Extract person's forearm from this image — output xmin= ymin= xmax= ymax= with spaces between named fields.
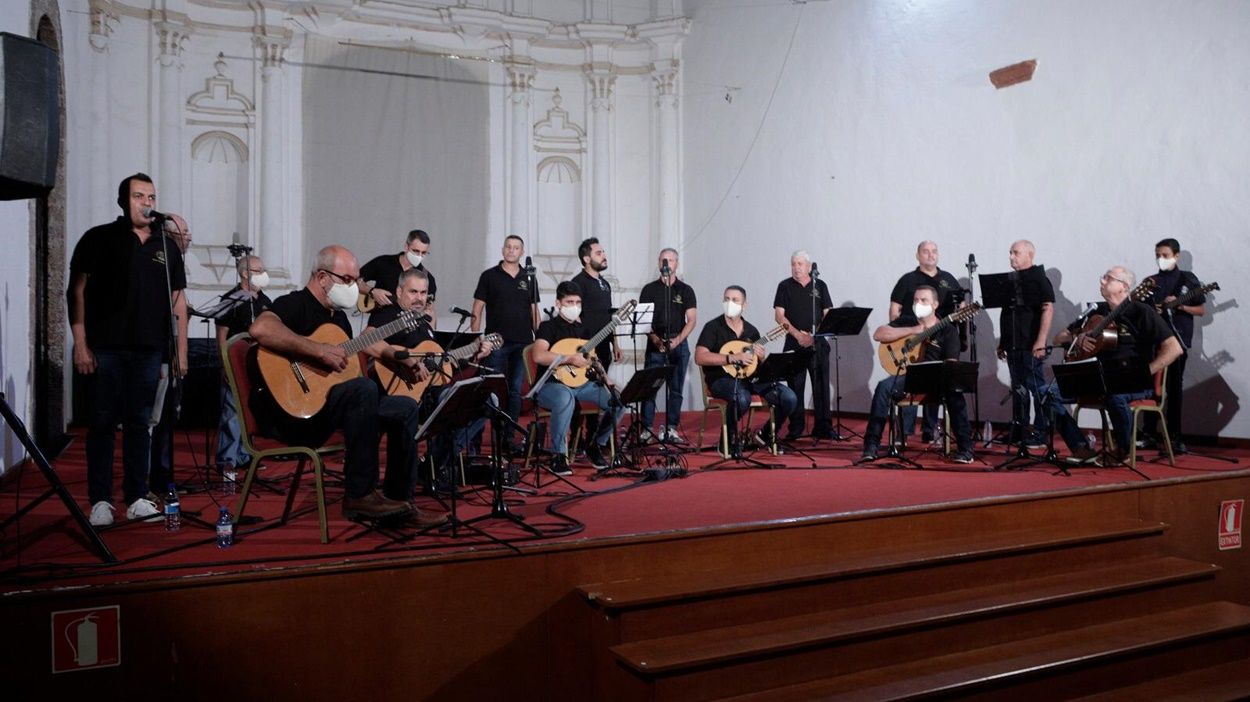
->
xmin=250 ymin=313 xmax=323 ymax=361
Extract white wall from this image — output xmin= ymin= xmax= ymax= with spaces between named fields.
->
xmin=682 ymin=0 xmax=1249 ymax=437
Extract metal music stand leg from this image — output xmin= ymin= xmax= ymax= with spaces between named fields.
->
xmin=702 ymin=382 xmax=784 ymax=471
xmin=827 ymin=335 xmax=861 ymax=442
xmin=855 ymin=396 xmax=924 ymax=470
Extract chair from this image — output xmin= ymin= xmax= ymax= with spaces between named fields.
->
xmin=519 ymin=343 xmax=609 ymax=474
xmin=222 ymin=333 xmax=345 ymax=544
xmin=894 ymin=394 xmax=951 ymax=456
xmin=698 ymin=371 xmax=773 ymax=457
xmin=1072 ymin=368 xmax=1172 ymax=470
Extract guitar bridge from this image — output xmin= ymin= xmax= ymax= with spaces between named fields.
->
xmin=291 ymin=362 xmax=310 ymax=394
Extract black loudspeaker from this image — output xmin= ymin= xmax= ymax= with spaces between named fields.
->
xmin=0 ymin=32 xmax=59 ymax=201
xmin=178 ymin=339 xmax=224 ymax=429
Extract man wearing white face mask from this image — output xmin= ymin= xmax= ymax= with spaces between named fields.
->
xmin=1141 ymin=238 xmax=1207 ymax=454
xmin=860 ymin=286 xmax=975 ymax=464
xmin=531 ymin=281 xmax=625 ymax=475
xmin=359 ymin=229 xmax=438 ymax=327
xmin=248 ymin=245 xmax=434 ymax=522
xmin=214 ymin=255 xmax=272 ymax=476
xmin=695 ymin=286 xmax=798 ymax=452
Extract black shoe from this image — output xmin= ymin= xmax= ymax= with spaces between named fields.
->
xmin=1172 ymin=441 xmax=1189 ymax=455
xmin=548 ymin=453 xmax=573 ymax=476
xmin=859 ymin=445 xmax=878 ymax=462
xmin=951 ymin=450 xmax=974 ymax=464
xmin=921 ymin=431 xmax=935 ymax=443
xmin=585 ymin=443 xmax=609 ymax=470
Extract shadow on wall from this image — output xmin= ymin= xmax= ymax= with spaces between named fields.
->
xmin=1187 ymin=292 xmax=1239 ymax=437
xmin=828 ymin=299 xmax=876 ymax=413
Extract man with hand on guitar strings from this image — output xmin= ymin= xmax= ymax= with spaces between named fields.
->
xmin=1141 ymin=238 xmax=1207 ymax=454
xmin=531 ymin=281 xmax=625 ymax=476
xmin=695 ymin=286 xmax=797 ymax=453
xmin=248 ymin=245 xmax=445 ymax=525
xmin=357 ymin=228 xmax=438 ymax=326
xmin=860 ymin=286 xmax=975 ymax=464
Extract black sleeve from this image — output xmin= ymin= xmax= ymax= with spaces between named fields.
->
xmin=889 ymin=276 xmax=909 ymax=307
xmin=639 ymin=282 xmax=655 ymax=304
xmin=267 ymin=293 xmax=307 ymax=334
xmin=1183 ymin=271 xmax=1206 ymax=305
xmin=683 ymin=284 xmax=698 ymax=310
xmin=938 ymin=324 xmax=961 ymax=360
xmin=427 ymin=271 xmax=438 ymax=300
xmin=472 ymin=270 xmax=490 ymax=303
xmin=359 ymin=256 xmax=384 ymax=285
xmin=535 ymin=320 xmax=557 ymax=346
xmin=696 ymin=321 xmax=718 ymax=351
xmin=1039 ymin=273 xmax=1056 ymax=304
xmin=1133 ymin=303 xmax=1173 ymax=347
xmin=819 ymin=280 xmax=834 ymax=309
xmin=169 ymin=246 xmax=187 ymax=291
xmin=68 ymin=231 xmax=99 ymax=276
xmin=772 ymin=282 xmax=787 ymax=310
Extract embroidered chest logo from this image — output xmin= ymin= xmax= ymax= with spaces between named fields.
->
xmin=938 ymin=279 xmax=951 ymax=289
xmin=673 ymin=294 xmax=683 ymax=305
xmin=153 ymin=251 xmax=167 ymax=266
xmin=517 ymin=278 xmax=529 ymax=292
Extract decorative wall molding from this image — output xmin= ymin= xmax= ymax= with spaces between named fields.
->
xmin=186 ymin=52 xmax=254 ymax=122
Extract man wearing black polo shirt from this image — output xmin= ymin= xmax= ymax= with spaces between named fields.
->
xmin=695 ymin=286 xmax=797 ymax=452
xmin=995 ymin=240 xmax=1056 ymax=449
xmin=472 ymin=235 xmax=539 ymax=449
xmin=249 ymin=245 xmax=436 ymax=523
xmin=70 ymin=173 xmax=189 ymax=527
xmin=860 ymin=286 xmax=975 ymax=464
xmin=638 ymin=248 xmax=698 ymax=443
xmin=215 ymin=255 xmax=272 ymax=474
xmin=532 ymin=281 xmax=625 ymax=475
xmin=1142 ymin=238 xmax=1207 ymax=453
xmin=570 ymin=237 xmax=621 ymax=369
xmin=773 ymin=250 xmax=833 ymax=440
xmin=359 ymin=229 xmax=438 ymax=327
xmin=1053 ymin=266 xmax=1182 ymax=462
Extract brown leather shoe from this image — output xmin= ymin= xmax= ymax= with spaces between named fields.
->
xmin=343 ymin=490 xmax=412 ymax=521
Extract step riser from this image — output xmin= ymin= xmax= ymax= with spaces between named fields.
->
xmin=615 ymin=537 xmax=1166 ymax=643
xmin=641 ymin=582 xmax=1220 ymax=702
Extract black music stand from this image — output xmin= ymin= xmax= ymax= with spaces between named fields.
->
xmin=978 ymin=271 xmax=1022 ymax=449
xmin=701 ymin=361 xmax=787 ymax=472
xmin=816 ymin=306 xmax=872 ymax=442
xmin=908 ymin=360 xmax=979 ymax=466
xmin=598 ymin=365 xmax=673 ymax=480
xmin=1053 ymin=358 xmax=1152 ymax=479
xmin=753 ymin=352 xmax=817 ymax=467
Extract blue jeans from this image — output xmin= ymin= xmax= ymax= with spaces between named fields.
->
xmin=486 ymin=342 xmax=528 ymax=444
xmin=1107 ymin=389 xmax=1153 ymax=452
xmin=641 ymin=340 xmax=690 ymax=431
xmin=536 ymin=381 xmax=624 ymax=454
xmin=216 ymin=382 xmax=251 ymax=468
xmin=863 ymin=375 xmax=973 ymax=453
xmin=1006 ymin=349 xmax=1050 ymax=436
xmin=86 ymin=349 xmax=163 ymax=506
xmin=708 ymin=376 xmax=798 ymax=444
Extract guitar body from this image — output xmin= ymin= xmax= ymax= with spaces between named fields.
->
xmin=256 ymin=323 xmax=363 ymax=419
xmin=1064 ymin=315 xmax=1120 ymax=362
xmin=877 ymin=337 xmax=926 ymax=375
xmin=374 ymin=340 xmax=450 ymax=401
xmin=357 ymin=292 xmax=376 ymax=314
xmin=550 ymin=337 xmax=593 ymax=388
xmin=720 ymin=339 xmax=762 ymax=377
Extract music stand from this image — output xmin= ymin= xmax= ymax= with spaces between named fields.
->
xmin=909 ymin=360 xmax=979 ymax=466
xmin=1053 ymin=358 xmax=1152 ymax=479
xmin=599 ymin=365 xmax=673 ymax=480
xmin=815 ymin=306 xmax=872 ymax=442
xmin=753 ymin=352 xmax=817 ymax=467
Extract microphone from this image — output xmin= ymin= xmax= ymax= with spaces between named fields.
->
xmin=524 ymin=256 xmax=536 ymax=276
xmin=966 ymin=253 xmax=978 ymax=273
xmin=811 ymin=262 xmax=820 ymax=278
xmin=660 ymin=261 xmax=672 ymax=280
xmin=141 ymin=207 xmax=171 ymax=220
xmin=449 ymin=306 xmax=473 ymax=318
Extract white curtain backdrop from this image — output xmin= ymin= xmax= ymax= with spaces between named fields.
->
xmin=302 ymin=37 xmax=491 ymax=321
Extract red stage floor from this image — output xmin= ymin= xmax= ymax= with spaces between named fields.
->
xmin=2 ymin=415 xmax=1245 ymax=592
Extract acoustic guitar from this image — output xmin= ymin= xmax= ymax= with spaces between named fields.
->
xmin=375 ymin=333 xmax=502 ymax=402
xmin=550 ymin=300 xmax=638 ymax=388
xmin=877 ymin=303 xmax=982 ymax=374
xmin=1156 ymin=281 xmax=1219 ymax=314
xmin=719 ymin=324 xmax=789 ymax=378
xmin=1063 ymin=280 xmax=1156 ymax=362
xmin=256 ymin=309 xmax=425 ymax=419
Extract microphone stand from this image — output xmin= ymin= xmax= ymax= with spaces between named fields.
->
xmin=964 ymin=255 xmax=981 ymax=432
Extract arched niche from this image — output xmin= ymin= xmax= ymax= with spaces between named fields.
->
xmin=536 ymin=155 xmax=582 ymax=257
xmin=189 ymin=130 xmax=249 ymax=249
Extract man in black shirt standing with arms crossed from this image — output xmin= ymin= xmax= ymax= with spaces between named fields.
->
xmin=639 ymin=248 xmax=698 ymax=444
xmin=1141 ymin=238 xmax=1206 ymax=454
xmin=70 ymin=173 xmax=189 ymax=527
xmin=358 ymin=229 xmax=438 ymax=327
xmin=773 ymin=250 xmax=834 ymax=440
xmin=472 ymin=235 xmax=539 ymax=450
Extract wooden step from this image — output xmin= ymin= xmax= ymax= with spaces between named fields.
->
xmin=611 ymin=556 xmax=1217 ymax=675
xmin=582 ymin=518 xmax=1167 ymax=612
xmin=1067 ymin=656 xmax=1250 ymax=701
xmin=713 ymin=601 xmax=1250 ymax=702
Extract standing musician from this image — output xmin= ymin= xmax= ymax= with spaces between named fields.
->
xmin=695 ymin=286 xmax=797 ymax=450
xmin=248 ymin=245 xmax=443 ymax=524
xmin=773 ymin=250 xmax=834 ymax=440
xmin=889 ymin=241 xmax=963 ymax=443
xmin=1052 ymin=266 xmax=1182 ymax=462
xmin=638 ymin=248 xmax=698 ymax=443
xmin=531 ymin=281 xmax=625 ymax=475
xmin=860 ymin=286 xmax=975 ymax=464
xmin=358 ymin=229 xmax=438 ymax=325
xmin=995 ymin=240 xmax=1056 ymax=449
xmin=472 ymin=235 xmax=539 ymax=450
xmin=1141 ymin=238 xmax=1207 ymax=454
xmin=570 ymin=237 xmax=622 ymax=369
xmin=215 ymin=255 xmax=272 ymax=475
xmin=70 ymin=173 xmax=189 ymax=527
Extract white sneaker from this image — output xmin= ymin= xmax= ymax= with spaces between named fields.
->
xmin=638 ymin=427 xmax=658 ymax=443
xmin=664 ymin=427 xmax=688 ymax=444
xmin=89 ymin=501 xmax=115 ymax=527
xmin=125 ymin=497 xmax=162 ymax=522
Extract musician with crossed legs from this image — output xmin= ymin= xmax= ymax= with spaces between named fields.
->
xmin=531 ymin=281 xmax=625 ymax=475
xmin=1141 ymin=238 xmax=1207 ymax=454
xmin=695 ymin=286 xmax=797 ymax=451
xmin=860 ymin=286 xmax=975 ymax=464
xmin=249 ymin=245 xmax=443 ymax=523
xmin=1051 ymin=266 xmax=1182 ymax=463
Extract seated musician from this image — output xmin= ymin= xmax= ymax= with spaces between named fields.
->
xmin=363 ymin=267 xmax=495 ymax=486
xmin=531 ymin=281 xmax=625 ymax=475
xmin=1050 ymin=266 xmax=1182 ymax=463
xmin=248 ymin=245 xmax=444 ymax=524
xmin=860 ymin=286 xmax=974 ymax=464
xmin=694 ymin=285 xmax=797 ymax=451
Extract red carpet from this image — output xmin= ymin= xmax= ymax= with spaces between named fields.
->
xmin=2 ymin=414 xmax=1245 ymax=591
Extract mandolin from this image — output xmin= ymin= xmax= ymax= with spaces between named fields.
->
xmin=1063 ymin=280 xmax=1156 ymax=362
xmin=375 ymin=333 xmax=501 ymax=402
xmin=719 ymin=324 xmax=789 ymax=378
xmin=877 ymin=303 xmax=982 ymax=374
xmin=550 ymin=300 xmax=638 ymax=388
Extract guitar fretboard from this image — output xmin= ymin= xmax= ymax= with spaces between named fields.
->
xmin=336 ymin=311 xmax=421 ymax=358
xmin=580 ymin=301 xmax=637 ymax=353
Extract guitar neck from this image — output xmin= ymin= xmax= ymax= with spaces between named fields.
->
xmin=447 ymin=338 xmax=481 ymax=361
xmin=1164 ymin=283 xmax=1215 ymax=311
xmin=343 ymin=313 xmax=416 ymax=356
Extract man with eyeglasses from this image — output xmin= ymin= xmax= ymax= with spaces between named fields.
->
xmin=248 ymin=245 xmax=444 ymax=523
xmin=214 ymin=255 xmax=272 ymax=479
xmin=359 ymin=229 xmax=438 ymax=327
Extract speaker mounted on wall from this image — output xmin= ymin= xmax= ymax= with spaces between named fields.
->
xmin=0 ymin=31 xmax=60 ymax=201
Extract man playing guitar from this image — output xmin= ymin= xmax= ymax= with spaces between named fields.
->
xmin=694 ymin=285 xmax=797 ymax=452
xmin=248 ymin=245 xmax=444 ymax=524
xmin=531 ymin=281 xmax=626 ymax=475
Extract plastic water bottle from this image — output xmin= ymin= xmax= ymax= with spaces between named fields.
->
xmin=222 ymin=465 xmax=238 ymax=496
xmin=215 ymin=506 xmax=234 ymax=549
xmin=164 ymin=483 xmax=181 ymax=532
xmin=1086 ymin=432 xmax=1098 ymax=450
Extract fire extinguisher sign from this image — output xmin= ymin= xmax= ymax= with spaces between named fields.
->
xmin=50 ymin=605 xmax=120 ymax=673
xmin=1219 ymin=499 xmax=1244 ymax=551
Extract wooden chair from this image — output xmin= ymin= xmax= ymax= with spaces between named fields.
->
xmin=698 ymin=371 xmax=772 ymax=457
xmin=1072 ymin=368 xmax=1172 ymax=470
xmin=222 ymin=334 xmax=345 ymax=544
xmin=519 ymin=343 xmax=608 ymax=473
xmin=894 ymin=395 xmax=951 ymax=456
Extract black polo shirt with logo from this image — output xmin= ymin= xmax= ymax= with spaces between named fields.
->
xmin=535 ymin=316 xmax=586 ymax=379
xmin=1067 ymin=299 xmax=1171 ymax=366
xmin=640 ymin=278 xmax=697 ymax=353
xmin=360 ymin=253 xmax=437 ymax=302
xmin=890 ymin=267 xmax=962 ymax=322
xmin=697 ymin=316 xmax=761 ymax=385
xmin=473 ymin=263 xmax=536 ymax=344
xmin=997 ymin=265 xmax=1056 ymax=352
xmin=773 ymin=276 xmax=832 ymax=351
xmin=216 ymin=286 xmax=273 ymax=339
xmin=571 ymin=270 xmax=614 ymax=360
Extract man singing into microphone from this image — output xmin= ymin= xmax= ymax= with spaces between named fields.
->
xmin=69 ymin=173 xmax=189 ymax=526
xmin=638 ymin=248 xmax=698 ymax=443
xmin=773 ymin=251 xmax=834 ymax=440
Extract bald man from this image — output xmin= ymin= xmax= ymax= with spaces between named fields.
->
xmin=996 ymin=240 xmax=1056 ymax=449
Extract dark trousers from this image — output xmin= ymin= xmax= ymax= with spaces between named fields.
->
xmin=862 ymin=375 xmax=974 ymax=454
xmin=641 ymin=340 xmax=690 ymax=430
xmin=1005 ymin=348 xmax=1051 ymax=437
xmin=486 ymin=342 xmax=528 ymax=444
xmin=785 ymin=338 xmax=831 ymax=437
xmin=86 ymin=349 xmax=163 ymax=506
xmin=708 ymin=375 xmax=798 ymax=445
xmin=1144 ymin=353 xmax=1187 ymax=441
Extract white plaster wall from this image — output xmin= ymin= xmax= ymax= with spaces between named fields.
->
xmin=682 ymin=0 xmax=1249 ymax=438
